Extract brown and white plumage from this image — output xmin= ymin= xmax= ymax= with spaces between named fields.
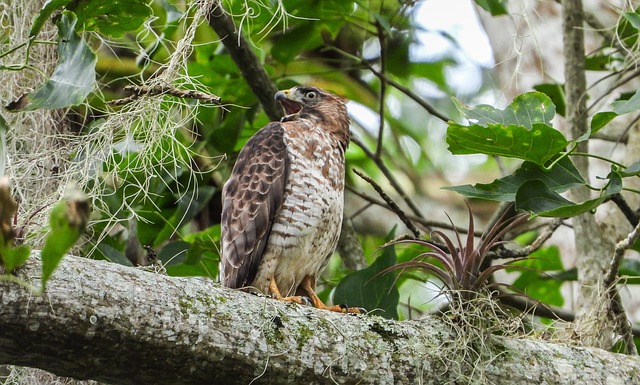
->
xmin=220 ymin=86 xmax=357 ymax=312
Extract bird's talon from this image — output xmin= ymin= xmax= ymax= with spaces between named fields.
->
xmin=300 ymin=296 xmax=312 ymax=306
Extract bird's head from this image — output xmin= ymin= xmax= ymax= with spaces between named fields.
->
xmin=274 ymin=85 xmax=350 ymax=145
xmin=274 ymin=86 xmax=346 ymax=119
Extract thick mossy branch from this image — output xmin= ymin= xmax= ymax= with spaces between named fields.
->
xmin=0 ymin=254 xmax=639 ymax=385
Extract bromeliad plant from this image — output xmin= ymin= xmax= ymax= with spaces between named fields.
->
xmin=387 ymin=206 xmax=529 ymax=306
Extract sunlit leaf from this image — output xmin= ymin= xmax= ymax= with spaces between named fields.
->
xmin=11 ymin=12 xmax=96 ymax=111
xmin=446 ymin=156 xmax=585 ymax=201
xmin=447 ymin=122 xmax=568 ymax=166
xmin=333 ymin=229 xmax=400 ymax=319
xmin=453 ymin=92 xmax=556 ymax=128
xmin=533 ymin=83 xmax=565 ymax=117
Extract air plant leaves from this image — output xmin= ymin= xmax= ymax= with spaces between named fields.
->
xmin=445 ymin=156 xmax=585 ymax=202
xmin=515 ymin=170 xmax=622 ymax=217
xmin=333 ymin=229 xmax=400 ymax=319
xmin=11 ymin=12 xmax=97 ymax=111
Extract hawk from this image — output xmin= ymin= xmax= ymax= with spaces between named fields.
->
xmin=220 ymin=86 xmax=360 ymax=313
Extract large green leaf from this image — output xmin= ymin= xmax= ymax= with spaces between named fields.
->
xmin=446 ymin=122 xmax=568 ymax=166
xmin=453 ymin=92 xmax=556 ymax=129
xmin=333 ymin=230 xmax=400 ymax=319
xmin=72 ymin=0 xmax=152 ymax=37
xmin=516 ymin=170 xmax=622 ymax=217
xmin=12 ymin=12 xmax=96 ymax=111
xmin=445 ymin=156 xmax=585 ymax=201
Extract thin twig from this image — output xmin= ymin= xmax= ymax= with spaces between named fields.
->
xmin=489 ymin=218 xmax=564 ymax=260
xmin=603 ymin=220 xmax=640 ymax=355
xmin=347 ymin=186 xmax=483 ymax=236
xmin=375 ymin=20 xmax=387 ymax=159
xmin=606 ymin=193 xmax=639 ymax=228
xmin=109 ymin=84 xmax=221 ymax=106
xmin=353 ymin=169 xmax=421 ymax=238
xmin=351 ymin=136 xmax=425 ymax=220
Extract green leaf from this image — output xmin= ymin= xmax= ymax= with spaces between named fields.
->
xmin=585 ymin=54 xmax=615 ymax=71
xmin=445 ymin=156 xmax=585 ymax=201
xmin=509 ymin=246 xmax=564 ymax=306
xmin=30 ymin=0 xmax=72 ymax=37
xmin=0 ymin=232 xmax=31 ymax=273
xmin=623 ymin=12 xmax=640 ymax=30
xmin=158 ymin=240 xmax=218 ymax=279
xmin=96 ymin=243 xmax=133 ymax=266
xmin=151 ymin=186 xmax=216 ymax=246
xmin=333 ymin=229 xmax=400 ymax=319
xmin=41 ymin=200 xmax=86 ymax=290
xmin=474 ymin=0 xmax=508 ymax=16
xmin=72 ymin=0 xmax=152 ymax=37
xmin=516 ymin=171 xmax=622 ymax=217
xmin=446 ymin=122 xmax=569 ymax=166
xmin=612 ymin=89 xmax=640 ymax=115
xmin=157 ymin=241 xmax=190 ymax=266
xmin=590 ymin=111 xmax=617 ymax=135
xmin=621 ymin=161 xmax=640 ymax=177
xmin=533 ymin=83 xmax=565 ymax=117
xmin=453 ymin=92 xmax=556 ymax=129
xmin=271 ymin=22 xmax=320 ymax=64
xmin=12 ymin=12 xmax=97 ymax=111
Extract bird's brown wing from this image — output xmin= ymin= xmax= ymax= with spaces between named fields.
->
xmin=220 ymin=122 xmax=289 ymax=289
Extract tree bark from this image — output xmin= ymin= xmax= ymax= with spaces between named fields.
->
xmin=1 ymin=254 xmax=639 ymax=385
xmin=562 ymin=0 xmax=618 ymax=348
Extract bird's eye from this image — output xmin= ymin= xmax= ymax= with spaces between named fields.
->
xmin=305 ymin=91 xmax=317 ymax=99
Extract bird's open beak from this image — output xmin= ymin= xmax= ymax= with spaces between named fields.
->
xmin=275 ymin=89 xmax=302 ymax=115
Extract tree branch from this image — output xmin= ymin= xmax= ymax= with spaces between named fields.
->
xmin=206 ymin=2 xmax=283 ymax=121
xmin=2 ymin=254 xmax=640 ymax=385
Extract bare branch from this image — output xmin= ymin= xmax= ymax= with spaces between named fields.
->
xmin=109 ymin=84 xmax=222 ymax=106
xmin=205 ymin=2 xmax=283 ymax=121
xmin=353 ymin=168 xmax=421 ymax=238
xmin=351 ymin=136 xmax=425 ymax=220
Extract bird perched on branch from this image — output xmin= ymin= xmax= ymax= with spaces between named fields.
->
xmin=220 ymin=86 xmax=360 ymax=313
